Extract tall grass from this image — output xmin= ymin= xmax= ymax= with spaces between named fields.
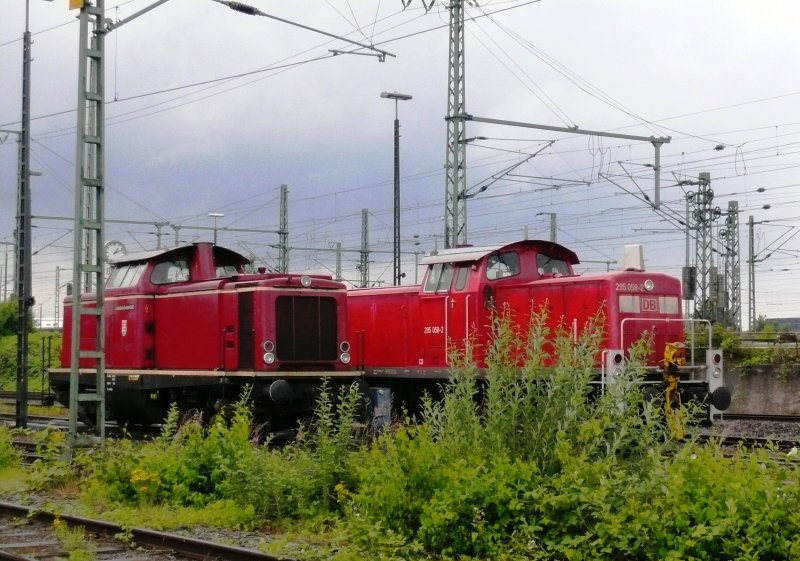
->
xmin=35 ymin=302 xmax=800 ymax=560
xmin=346 ymin=304 xmax=686 ymax=558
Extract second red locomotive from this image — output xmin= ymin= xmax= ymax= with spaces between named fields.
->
xmin=347 ymin=239 xmax=730 ymax=420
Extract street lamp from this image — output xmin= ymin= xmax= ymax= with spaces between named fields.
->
xmin=380 ymin=91 xmax=412 ymax=286
xmin=208 ymin=213 xmax=224 ymax=245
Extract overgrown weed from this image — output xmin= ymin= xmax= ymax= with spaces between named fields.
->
xmin=12 ymin=304 xmax=800 ymax=560
xmin=0 ymin=425 xmax=19 ymax=469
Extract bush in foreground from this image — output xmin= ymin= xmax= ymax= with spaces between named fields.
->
xmin=37 ymin=304 xmax=800 ymax=559
xmin=344 ymin=306 xmax=800 ymax=559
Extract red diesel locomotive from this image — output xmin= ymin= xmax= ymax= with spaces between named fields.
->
xmin=50 ymin=242 xmax=355 ymax=427
xmin=50 ymin=238 xmax=730 ymax=428
xmin=347 ymin=239 xmax=730 ymax=420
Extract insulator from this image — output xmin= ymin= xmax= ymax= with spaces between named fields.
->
xmin=228 ymin=1 xmax=259 ymax=15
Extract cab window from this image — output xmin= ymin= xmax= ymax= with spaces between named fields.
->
xmin=215 ymin=264 xmax=239 ymax=278
xmin=151 ymin=259 xmax=190 ymax=284
xmin=424 ymin=263 xmax=454 ymax=292
xmin=536 ymin=254 xmax=570 ymax=277
xmin=486 ymin=252 xmax=520 ymax=280
xmin=107 ymin=263 xmax=144 ymax=288
xmin=454 ymin=265 xmax=469 ymax=291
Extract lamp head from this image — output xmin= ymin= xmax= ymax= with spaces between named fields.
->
xmin=380 ymin=91 xmax=412 ymax=101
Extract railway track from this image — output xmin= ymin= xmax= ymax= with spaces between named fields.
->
xmin=700 ymin=434 xmax=800 ymax=452
xmin=0 ymin=500 xmax=286 ymax=561
xmin=720 ymin=413 xmax=800 ymax=423
xmin=2 ymin=413 xmax=159 ymax=452
xmin=9 ymin=439 xmax=47 ymax=465
xmin=0 ymin=412 xmax=67 ymax=427
xmin=0 ymin=390 xmax=56 ymax=407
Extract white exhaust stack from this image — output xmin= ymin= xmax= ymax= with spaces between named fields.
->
xmin=623 ymin=244 xmax=645 ymax=271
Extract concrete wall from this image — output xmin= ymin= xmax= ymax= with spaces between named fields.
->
xmin=725 ymin=363 xmax=800 ymax=415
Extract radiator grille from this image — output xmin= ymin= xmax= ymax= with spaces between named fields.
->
xmin=238 ymin=291 xmax=254 ymax=369
xmin=275 ymin=296 xmax=338 ymax=362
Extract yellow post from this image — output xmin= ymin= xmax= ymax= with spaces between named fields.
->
xmin=662 ymin=342 xmax=686 ymax=439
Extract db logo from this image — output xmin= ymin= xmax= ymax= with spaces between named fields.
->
xmin=641 ymin=297 xmax=658 ymax=312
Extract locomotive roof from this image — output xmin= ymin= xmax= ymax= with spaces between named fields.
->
xmin=420 ymin=239 xmax=579 ymax=265
xmin=110 ymin=243 xmax=251 ymax=265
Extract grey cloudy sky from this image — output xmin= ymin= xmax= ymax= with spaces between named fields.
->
xmin=1 ymin=0 xmax=799 ymax=327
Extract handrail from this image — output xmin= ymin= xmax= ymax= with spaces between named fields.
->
xmin=620 ymin=317 xmax=712 ymax=368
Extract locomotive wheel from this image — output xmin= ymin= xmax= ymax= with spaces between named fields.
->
xmin=77 ymin=403 xmax=98 ymax=429
xmin=110 ymin=390 xmax=166 ymax=428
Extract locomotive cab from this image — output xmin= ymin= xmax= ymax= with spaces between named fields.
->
xmin=348 ymin=239 xmax=580 ymax=375
xmin=51 ymin=243 xmax=356 ymax=429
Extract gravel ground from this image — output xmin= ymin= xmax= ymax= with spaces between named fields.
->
xmin=700 ymin=418 xmax=800 ymax=441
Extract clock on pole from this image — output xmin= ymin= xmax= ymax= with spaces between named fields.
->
xmin=104 ymin=240 xmax=127 ymax=262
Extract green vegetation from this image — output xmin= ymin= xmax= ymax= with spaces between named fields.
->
xmin=2 ymin=304 xmax=800 ymax=560
xmin=52 ymin=517 xmax=97 ymax=561
xmin=0 ymin=299 xmax=22 ymax=336
xmin=0 ymin=425 xmax=19 ymax=470
xmin=0 ymin=330 xmax=61 ymax=390
xmin=684 ymin=321 xmax=800 ymax=373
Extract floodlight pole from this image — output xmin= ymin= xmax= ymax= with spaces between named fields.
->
xmin=381 ymin=92 xmax=412 ymax=285
xmin=16 ymin=3 xmax=33 ymax=430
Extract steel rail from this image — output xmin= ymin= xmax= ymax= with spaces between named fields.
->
xmin=0 ymin=501 xmax=289 ymax=561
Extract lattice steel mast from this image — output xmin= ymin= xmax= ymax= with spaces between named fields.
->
xmin=687 ymin=172 xmax=723 ymax=320
xmin=723 ymin=201 xmax=741 ymax=330
xmin=69 ymin=0 xmax=107 ymax=449
xmin=443 ymin=0 xmax=466 ymax=249
xmin=69 ymin=0 xmax=173 ymax=454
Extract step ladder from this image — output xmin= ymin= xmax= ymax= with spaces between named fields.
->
xmin=69 ymin=0 xmax=107 ymax=453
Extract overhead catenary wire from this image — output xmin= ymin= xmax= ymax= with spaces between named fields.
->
xmin=3 ymin=2 xmax=798 ymax=316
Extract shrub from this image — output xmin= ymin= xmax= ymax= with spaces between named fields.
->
xmin=0 ymin=331 xmax=62 ymax=390
xmin=61 ymin=301 xmax=800 ymax=560
xmin=0 ymin=426 xmax=19 ymax=470
xmin=346 ymin=304 xmax=680 ymax=558
xmin=347 ymin=424 xmax=447 ymax=544
xmin=88 ymin=391 xmax=256 ymax=507
xmin=229 ymin=379 xmax=366 ymax=524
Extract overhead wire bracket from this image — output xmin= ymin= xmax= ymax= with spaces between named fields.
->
xmin=211 ymin=0 xmax=395 ymax=62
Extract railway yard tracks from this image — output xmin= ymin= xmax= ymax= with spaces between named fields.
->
xmin=0 ymin=501 xmax=286 ymax=561
xmin=2 ymin=401 xmax=798 ymax=453
xmin=695 ymin=413 xmax=800 ymax=453
xmin=0 ymin=391 xmax=54 ymax=407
